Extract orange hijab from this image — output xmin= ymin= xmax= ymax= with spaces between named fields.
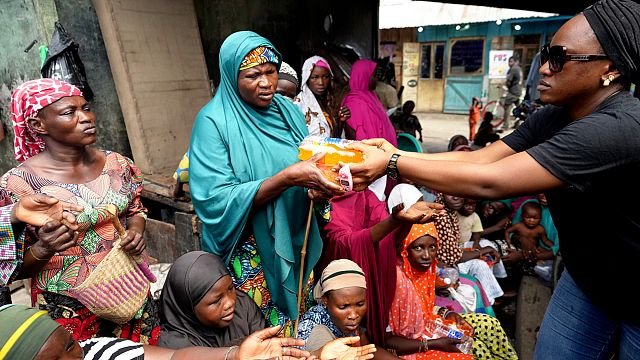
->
xmin=400 ymin=223 xmax=439 ymax=321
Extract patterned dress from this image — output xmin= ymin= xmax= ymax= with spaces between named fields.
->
xmin=229 ymin=234 xmax=314 ymax=337
xmin=0 ymin=151 xmax=159 ymax=344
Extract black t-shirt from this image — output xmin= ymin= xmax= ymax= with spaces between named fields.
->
xmin=503 ymin=91 xmax=640 ymax=324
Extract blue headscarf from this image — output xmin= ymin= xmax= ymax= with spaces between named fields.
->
xmin=188 ymin=31 xmax=320 ymax=319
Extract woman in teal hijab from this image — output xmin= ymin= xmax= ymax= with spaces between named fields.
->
xmin=189 ymin=31 xmax=341 ymax=336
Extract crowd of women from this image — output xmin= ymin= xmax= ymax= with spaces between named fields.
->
xmin=0 ymin=1 xmax=639 ymax=359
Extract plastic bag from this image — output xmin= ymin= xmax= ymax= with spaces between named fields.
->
xmin=41 ymin=22 xmax=93 ymax=100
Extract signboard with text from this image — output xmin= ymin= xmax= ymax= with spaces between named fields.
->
xmin=488 ymin=50 xmax=513 ymax=78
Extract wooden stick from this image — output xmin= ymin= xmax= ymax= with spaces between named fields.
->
xmin=294 ymin=200 xmax=314 ymax=336
xmin=105 ymin=204 xmax=126 ymax=237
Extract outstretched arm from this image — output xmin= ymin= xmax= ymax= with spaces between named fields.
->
xmin=349 ymin=144 xmax=564 ymax=199
xmin=363 ymin=138 xmax=515 ymax=164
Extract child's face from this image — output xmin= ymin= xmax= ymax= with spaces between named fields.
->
xmin=522 ymin=206 xmax=542 ymax=228
xmin=194 ymin=275 xmax=237 ymax=328
xmin=407 ymin=235 xmax=437 ymax=272
xmin=481 ymin=201 xmax=505 ymax=218
xmin=459 ymin=199 xmax=477 ymax=216
xmin=443 ymin=194 xmax=464 ymax=211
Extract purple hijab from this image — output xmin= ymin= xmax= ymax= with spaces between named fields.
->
xmin=343 ymin=60 xmax=397 ymax=146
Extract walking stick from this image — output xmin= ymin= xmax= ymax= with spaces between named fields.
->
xmin=294 ymin=200 xmax=314 ymax=335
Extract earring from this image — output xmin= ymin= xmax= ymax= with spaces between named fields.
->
xmin=603 ymin=74 xmax=614 ymax=87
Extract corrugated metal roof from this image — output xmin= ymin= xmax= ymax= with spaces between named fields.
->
xmin=380 ymin=0 xmax=558 ymax=29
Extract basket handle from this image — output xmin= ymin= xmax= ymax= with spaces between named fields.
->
xmin=105 ymin=205 xmax=156 ymax=283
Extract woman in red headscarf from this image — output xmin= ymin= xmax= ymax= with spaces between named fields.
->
xmin=386 ymin=223 xmax=517 ymax=359
xmin=0 ymin=78 xmax=159 ymax=343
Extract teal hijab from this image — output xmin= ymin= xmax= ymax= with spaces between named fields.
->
xmin=189 ymin=31 xmax=320 ymax=320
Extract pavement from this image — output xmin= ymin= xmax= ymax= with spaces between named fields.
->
xmin=417 ymin=111 xmax=513 ymax=153
xmin=417 ymin=112 xmax=469 ymax=153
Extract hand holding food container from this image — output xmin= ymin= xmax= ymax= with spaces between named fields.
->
xmin=298 ymin=136 xmax=364 ymax=191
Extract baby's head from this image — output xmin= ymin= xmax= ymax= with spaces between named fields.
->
xmin=521 ymin=201 xmax=542 ymax=229
xmin=459 ymin=198 xmax=477 ymax=216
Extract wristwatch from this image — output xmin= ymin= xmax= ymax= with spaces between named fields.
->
xmin=386 ymin=153 xmax=401 ymax=180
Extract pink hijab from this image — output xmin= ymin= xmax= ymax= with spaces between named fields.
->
xmin=343 ymin=60 xmax=397 ymax=146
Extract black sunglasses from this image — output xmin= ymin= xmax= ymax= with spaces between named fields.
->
xmin=540 ymin=44 xmax=608 ymax=73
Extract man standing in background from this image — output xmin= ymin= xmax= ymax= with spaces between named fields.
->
xmin=503 ymin=56 xmax=522 ymax=129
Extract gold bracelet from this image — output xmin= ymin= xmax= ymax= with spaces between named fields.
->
xmin=28 ymin=247 xmax=49 ymax=261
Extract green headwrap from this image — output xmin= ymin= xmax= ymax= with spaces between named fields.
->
xmin=0 ymin=304 xmax=59 ymax=360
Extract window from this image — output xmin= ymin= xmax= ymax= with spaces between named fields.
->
xmin=420 ymin=43 xmax=445 ymax=79
xmin=434 ymin=44 xmax=444 ymax=79
xmin=449 ymin=38 xmax=484 ymax=75
xmin=420 ymin=45 xmax=432 ymax=79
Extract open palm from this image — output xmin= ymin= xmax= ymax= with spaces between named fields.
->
xmin=393 ymin=201 xmax=444 ymax=224
xmin=13 ymin=194 xmax=83 ymax=229
xmin=237 ymin=326 xmax=310 ymax=360
xmin=319 ymin=337 xmax=376 ymax=360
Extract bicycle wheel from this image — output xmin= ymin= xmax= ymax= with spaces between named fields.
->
xmin=482 ymin=101 xmax=505 ymax=128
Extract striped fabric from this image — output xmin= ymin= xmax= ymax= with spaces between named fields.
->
xmin=80 ymin=338 xmax=144 ymax=360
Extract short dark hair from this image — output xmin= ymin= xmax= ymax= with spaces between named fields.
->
xmin=522 ymin=201 xmax=542 ymax=214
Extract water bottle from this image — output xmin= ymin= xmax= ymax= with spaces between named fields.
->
xmin=436 ymin=267 xmax=460 ymax=286
xmin=425 ymin=318 xmax=474 ymax=354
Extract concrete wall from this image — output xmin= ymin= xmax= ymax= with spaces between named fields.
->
xmin=0 ymin=0 xmax=55 ymax=173
xmin=54 ymin=0 xmax=132 ymax=160
xmin=194 ymin=0 xmax=301 ymax=85
xmin=0 ymin=0 xmax=130 ymax=175
xmin=195 ymin=0 xmax=378 ymax=87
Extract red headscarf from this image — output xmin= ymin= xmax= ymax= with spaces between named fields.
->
xmin=10 ymin=79 xmax=83 ymax=162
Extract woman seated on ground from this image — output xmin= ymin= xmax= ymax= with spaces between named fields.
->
xmin=297 ymin=259 xmax=385 ymax=359
xmin=159 ymin=251 xmax=265 ymax=349
xmin=322 ymin=178 xmax=441 ymax=346
xmin=1 ymin=79 xmax=157 ymax=343
xmin=0 ymin=304 xmax=315 ymax=360
xmin=387 ymin=223 xmax=518 ymax=360
xmin=472 ymin=113 xmax=500 ymax=148
xmin=386 ymin=184 xmax=495 ymax=316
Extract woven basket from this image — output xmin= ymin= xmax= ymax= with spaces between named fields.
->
xmin=70 ymin=205 xmax=155 ymax=324
xmin=69 ymin=238 xmax=151 ymax=324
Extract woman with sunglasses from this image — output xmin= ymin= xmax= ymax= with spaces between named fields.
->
xmin=345 ymin=1 xmax=640 ymax=359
